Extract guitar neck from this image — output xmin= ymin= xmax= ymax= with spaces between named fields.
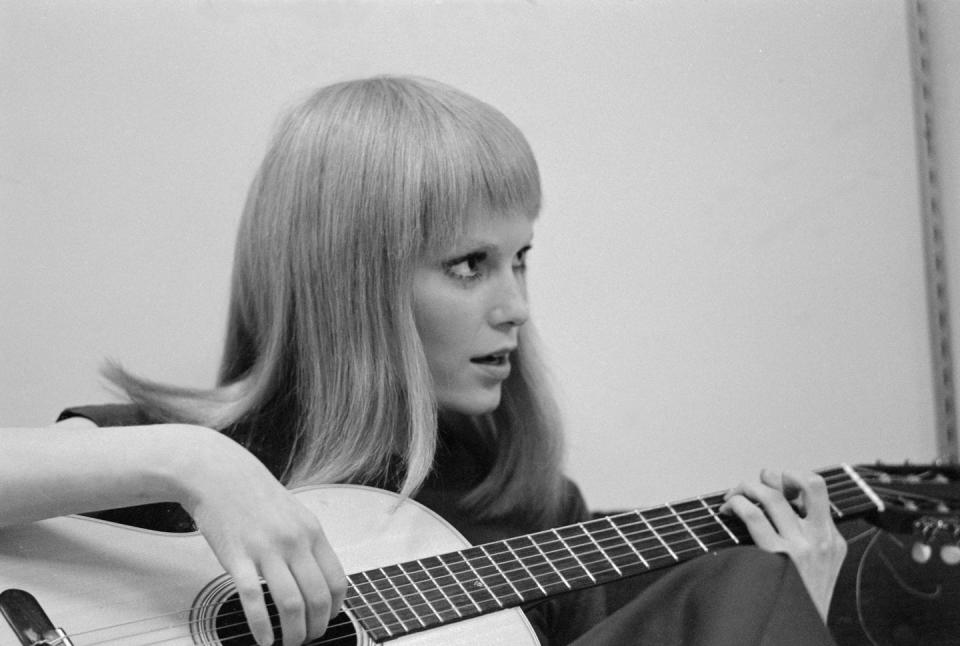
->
xmin=344 ymin=464 xmax=883 ymax=642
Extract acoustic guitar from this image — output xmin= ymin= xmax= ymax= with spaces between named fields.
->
xmin=1 ymin=464 xmax=957 ymax=646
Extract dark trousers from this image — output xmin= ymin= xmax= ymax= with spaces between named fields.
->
xmin=571 ymin=547 xmax=836 ymax=646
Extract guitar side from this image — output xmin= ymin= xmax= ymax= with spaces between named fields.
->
xmin=0 ymin=485 xmax=538 ymax=646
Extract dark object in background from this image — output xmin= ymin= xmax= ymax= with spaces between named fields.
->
xmin=600 ymin=518 xmax=960 ymax=646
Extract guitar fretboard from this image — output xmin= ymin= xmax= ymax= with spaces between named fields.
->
xmin=343 ymin=464 xmax=880 ymax=642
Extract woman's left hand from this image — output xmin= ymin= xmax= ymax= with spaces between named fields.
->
xmin=720 ymin=469 xmax=847 ymax=622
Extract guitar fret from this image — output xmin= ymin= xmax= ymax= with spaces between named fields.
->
xmin=381 ymin=565 xmax=428 ymax=627
xmin=607 ymin=512 xmax=670 ymax=565
xmin=522 ymin=534 xmax=572 ymax=591
xmin=464 ymin=545 xmax=525 ymax=605
xmin=477 ymin=544 xmax=526 ymax=601
xmin=681 ymin=498 xmax=741 ymax=548
xmin=605 ymin=516 xmax=649 ymax=568
xmin=345 ymin=573 xmax=394 ymax=639
xmin=419 ymin=555 xmax=480 ymax=616
xmin=357 ymin=571 xmax=402 ymax=637
xmin=698 ymin=496 xmax=740 ymax=544
xmin=368 ymin=568 xmax=420 ymax=631
xmin=439 ymin=551 xmax=501 ymax=612
xmin=413 ymin=559 xmax=463 ymax=621
xmin=584 ymin=518 xmax=645 ymax=576
xmin=555 ymin=524 xmax=615 ymax=582
xmin=389 ymin=563 xmax=439 ymax=626
xmin=550 ymin=528 xmax=595 ymax=583
xmin=584 ymin=523 xmax=622 ymax=575
xmin=533 ymin=530 xmax=586 ymax=587
xmin=425 ymin=553 xmax=489 ymax=617
xmin=636 ymin=511 xmax=679 ymax=561
xmin=665 ymin=503 xmax=708 ymax=552
xmin=503 ymin=542 xmax=546 ymax=596
xmin=652 ymin=504 xmax=712 ymax=558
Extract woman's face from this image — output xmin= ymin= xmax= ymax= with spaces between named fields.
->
xmin=413 ymin=211 xmax=533 ymax=415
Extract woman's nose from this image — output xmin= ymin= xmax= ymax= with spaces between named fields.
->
xmin=489 ymin=271 xmax=529 ymax=328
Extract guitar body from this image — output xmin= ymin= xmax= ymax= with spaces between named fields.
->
xmin=0 ymin=485 xmax=538 ymax=646
xmin=830 ymin=523 xmax=960 ymax=646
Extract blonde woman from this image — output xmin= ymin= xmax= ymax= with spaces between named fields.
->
xmin=0 ymin=77 xmax=845 ymax=646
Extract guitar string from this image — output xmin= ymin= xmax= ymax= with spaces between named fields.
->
xmin=16 ymin=474 xmax=916 ymax=644
xmin=70 ymin=476 xmax=875 ymax=644
xmin=69 ymin=495 xmax=761 ymax=646
xmin=326 ymin=480 xmax=881 ymax=639
xmin=230 ymin=471 xmax=873 ymax=624
xmin=331 ymin=469 xmax=865 ymax=608
xmin=82 ymin=493 xmax=888 ymax=645
xmin=67 ymin=474 xmax=878 ymax=644
xmin=206 ymin=476 xmax=883 ymax=641
xmin=66 ymin=474 xmax=872 ymax=644
xmin=94 ymin=475 xmax=954 ymax=646
xmin=121 ymin=481 xmax=876 ymax=646
xmin=77 ymin=519 xmax=762 ymax=646
xmin=49 ymin=466 xmax=938 ymax=643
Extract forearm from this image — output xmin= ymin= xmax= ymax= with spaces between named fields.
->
xmin=0 ymin=424 xmax=218 ymax=526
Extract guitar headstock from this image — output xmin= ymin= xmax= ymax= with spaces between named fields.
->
xmin=855 ymin=462 xmax=960 ymax=564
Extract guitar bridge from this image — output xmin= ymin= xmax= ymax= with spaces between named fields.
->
xmin=0 ymin=589 xmax=73 ymax=646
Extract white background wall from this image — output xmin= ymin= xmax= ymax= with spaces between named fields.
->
xmin=0 ymin=0 xmax=938 ymax=510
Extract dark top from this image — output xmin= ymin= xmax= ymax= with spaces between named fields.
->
xmin=57 ymin=404 xmax=606 ymax=645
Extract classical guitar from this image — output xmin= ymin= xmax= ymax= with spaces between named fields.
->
xmin=1 ymin=464 xmax=957 ymax=646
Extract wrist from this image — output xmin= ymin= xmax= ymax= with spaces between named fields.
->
xmin=147 ymin=424 xmax=230 ymax=511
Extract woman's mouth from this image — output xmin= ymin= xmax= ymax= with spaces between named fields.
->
xmin=471 ymin=353 xmax=509 ymax=366
xmin=470 ymin=345 xmax=516 ymax=366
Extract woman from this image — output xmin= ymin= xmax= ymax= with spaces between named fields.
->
xmin=0 ymin=76 xmax=845 ymax=646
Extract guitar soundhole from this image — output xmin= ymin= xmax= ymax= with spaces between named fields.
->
xmin=213 ymin=590 xmax=358 ymax=645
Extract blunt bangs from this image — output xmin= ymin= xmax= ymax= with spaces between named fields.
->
xmin=384 ymin=78 xmax=543 ymax=254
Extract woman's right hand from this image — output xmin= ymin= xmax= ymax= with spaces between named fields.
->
xmin=168 ymin=426 xmax=347 ymax=646
xmin=0 ymin=421 xmax=346 ymax=645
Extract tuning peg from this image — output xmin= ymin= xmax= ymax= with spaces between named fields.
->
xmin=940 ymin=544 xmax=960 ymax=566
xmin=912 ymin=541 xmax=933 ymax=564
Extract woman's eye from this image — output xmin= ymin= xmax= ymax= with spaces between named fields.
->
xmin=445 ymin=253 xmax=485 ymax=280
xmin=513 ymin=246 xmax=531 ymax=272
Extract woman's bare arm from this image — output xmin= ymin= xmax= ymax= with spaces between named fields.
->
xmin=1 ymin=418 xmax=217 ymax=524
xmin=0 ymin=419 xmax=346 ymax=646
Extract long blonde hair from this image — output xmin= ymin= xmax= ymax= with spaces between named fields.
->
xmin=108 ymin=76 xmax=566 ymax=523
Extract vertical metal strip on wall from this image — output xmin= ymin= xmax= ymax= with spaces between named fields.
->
xmin=910 ymin=0 xmax=958 ymax=461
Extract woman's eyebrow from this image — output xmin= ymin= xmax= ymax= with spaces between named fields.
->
xmin=449 ymin=239 xmax=496 ymax=253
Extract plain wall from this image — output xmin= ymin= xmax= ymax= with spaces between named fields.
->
xmin=0 ymin=0 xmax=937 ymax=509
